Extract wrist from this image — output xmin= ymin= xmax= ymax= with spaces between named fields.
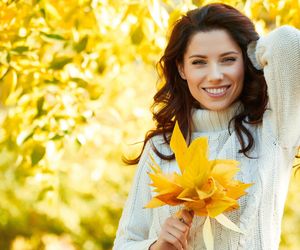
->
xmin=149 ymin=240 xmax=158 ymax=250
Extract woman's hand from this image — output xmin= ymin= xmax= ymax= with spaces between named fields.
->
xmin=149 ymin=209 xmax=194 ymax=250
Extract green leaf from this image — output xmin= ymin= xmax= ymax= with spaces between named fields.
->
xmin=40 ymin=31 xmax=66 ymax=41
xmin=131 ymin=25 xmax=144 ymax=45
xmin=31 ymin=144 xmax=46 ymax=166
xmin=97 ymin=60 xmax=106 ymax=74
xmin=70 ymin=77 xmax=88 ymax=88
xmin=36 ymin=96 xmax=45 ymax=118
xmin=74 ymin=36 xmax=88 ymax=53
xmin=49 ymin=56 xmax=73 ymax=70
xmin=11 ymin=46 xmax=29 ymax=54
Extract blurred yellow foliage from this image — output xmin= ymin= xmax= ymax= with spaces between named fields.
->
xmin=0 ymin=0 xmax=299 ymax=249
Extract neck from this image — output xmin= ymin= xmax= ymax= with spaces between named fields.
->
xmin=191 ymin=102 xmax=243 ymax=133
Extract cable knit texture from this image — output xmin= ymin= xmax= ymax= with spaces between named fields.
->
xmin=113 ymin=26 xmax=300 ymax=250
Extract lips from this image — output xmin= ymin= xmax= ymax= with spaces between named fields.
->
xmin=203 ymin=86 xmax=230 ymax=97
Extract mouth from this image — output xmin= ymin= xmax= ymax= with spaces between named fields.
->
xmin=202 ymin=86 xmax=231 ymax=97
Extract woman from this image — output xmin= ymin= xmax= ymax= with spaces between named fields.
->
xmin=113 ymin=3 xmax=300 ymax=250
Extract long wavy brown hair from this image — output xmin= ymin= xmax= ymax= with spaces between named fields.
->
xmin=125 ymin=3 xmax=268 ymax=165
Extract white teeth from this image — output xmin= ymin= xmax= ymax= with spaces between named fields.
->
xmin=205 ymin=87 xmax=227 ymax=94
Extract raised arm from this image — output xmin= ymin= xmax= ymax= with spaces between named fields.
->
xmin=113 ymin=139 xmax=158 ymax=250
xmin=247 ymin=25 xmax=300 ymax=147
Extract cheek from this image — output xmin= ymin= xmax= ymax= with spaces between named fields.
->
xmin=233 ymin=66 xmax=245 ymax=97
xmin=186 ymin=81 xmax=198 ymax=96
xmin=185 ymin=70 xmax=206 ymax=87
xmin=186 ymin=79 xmax=202 ymax=100
xmin=230 ymin=64 xmax=244 ymax=85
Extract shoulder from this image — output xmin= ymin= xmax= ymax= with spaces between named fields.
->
xmin=148 ymin=134 xmax=172 ymax=155
xmin=149 ymin=134 xmax=166 ymax=146
xmin=141 ymin=134 xmax=173 ymax=170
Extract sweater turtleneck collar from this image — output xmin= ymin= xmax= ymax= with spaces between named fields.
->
xmin=191 ymin=101 xmax=243 ymax=133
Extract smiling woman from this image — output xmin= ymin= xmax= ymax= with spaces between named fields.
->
xmin=177 ymin=29 xmax=245 ymax=111
xmin=113 ymin=3 xmax=300 ymax=250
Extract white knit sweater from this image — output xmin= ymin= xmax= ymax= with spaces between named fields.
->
xmin=113 ymin=26 xmax=300 ymax=250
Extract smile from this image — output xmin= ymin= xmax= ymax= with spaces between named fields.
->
xmin=203 ymin=86 xmax=230 ymax=97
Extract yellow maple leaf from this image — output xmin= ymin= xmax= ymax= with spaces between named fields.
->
xmin=145 ymin=121 xmax=252 ymax=219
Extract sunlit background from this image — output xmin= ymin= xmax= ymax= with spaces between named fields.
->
xmin=0 ymin=0 xmax=299 ymax=249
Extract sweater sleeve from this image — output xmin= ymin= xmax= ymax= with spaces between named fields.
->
xmin=247 ymin=25 xmax=300 ymax=147
xmin=113 ymin=139 xmax=158 ymax=250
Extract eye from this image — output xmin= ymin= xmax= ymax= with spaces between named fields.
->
xmin=192 ymin=60 xmax=207 ymax=65
xmin=222 ymin=57 xmax=237 ymax=63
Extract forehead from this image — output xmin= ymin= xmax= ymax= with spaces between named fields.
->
xmin=185 ymin=29 xmax=242 ymax=56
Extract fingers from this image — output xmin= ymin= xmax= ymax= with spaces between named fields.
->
xmin=166 ymin=219 xmax=188 ymax=249
xmin=164 ymin=231 xmax=185 ymax=250
xmin=171 ymin=217 xmax=189 ymax=233
xmin=158 ymin=217 xmax=190 ymax=250
xmin=156 ymin=211 xmax=195 ymax=250
xmin=179 ymin=209 xmax=194 ymax=226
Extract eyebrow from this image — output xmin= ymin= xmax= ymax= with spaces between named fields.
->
xmin=188 ymin=51 xmax=239 ymax=59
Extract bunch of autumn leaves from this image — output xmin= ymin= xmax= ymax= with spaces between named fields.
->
xmin=145 ymin=122 xmax=252 ymax=219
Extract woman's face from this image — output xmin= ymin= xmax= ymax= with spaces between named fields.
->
xmin=178 ymin=29 xmax=245 ymax=111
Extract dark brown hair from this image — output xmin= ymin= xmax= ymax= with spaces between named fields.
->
xmin=125 ymin=3 xmax=268 ymax=164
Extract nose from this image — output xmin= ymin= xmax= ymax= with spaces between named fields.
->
xmin=207 ymin=64 xmax=223 ymax=82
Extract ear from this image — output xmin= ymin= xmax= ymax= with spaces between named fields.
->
xmin=176 ymin=63 xmax=186 ymax=80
